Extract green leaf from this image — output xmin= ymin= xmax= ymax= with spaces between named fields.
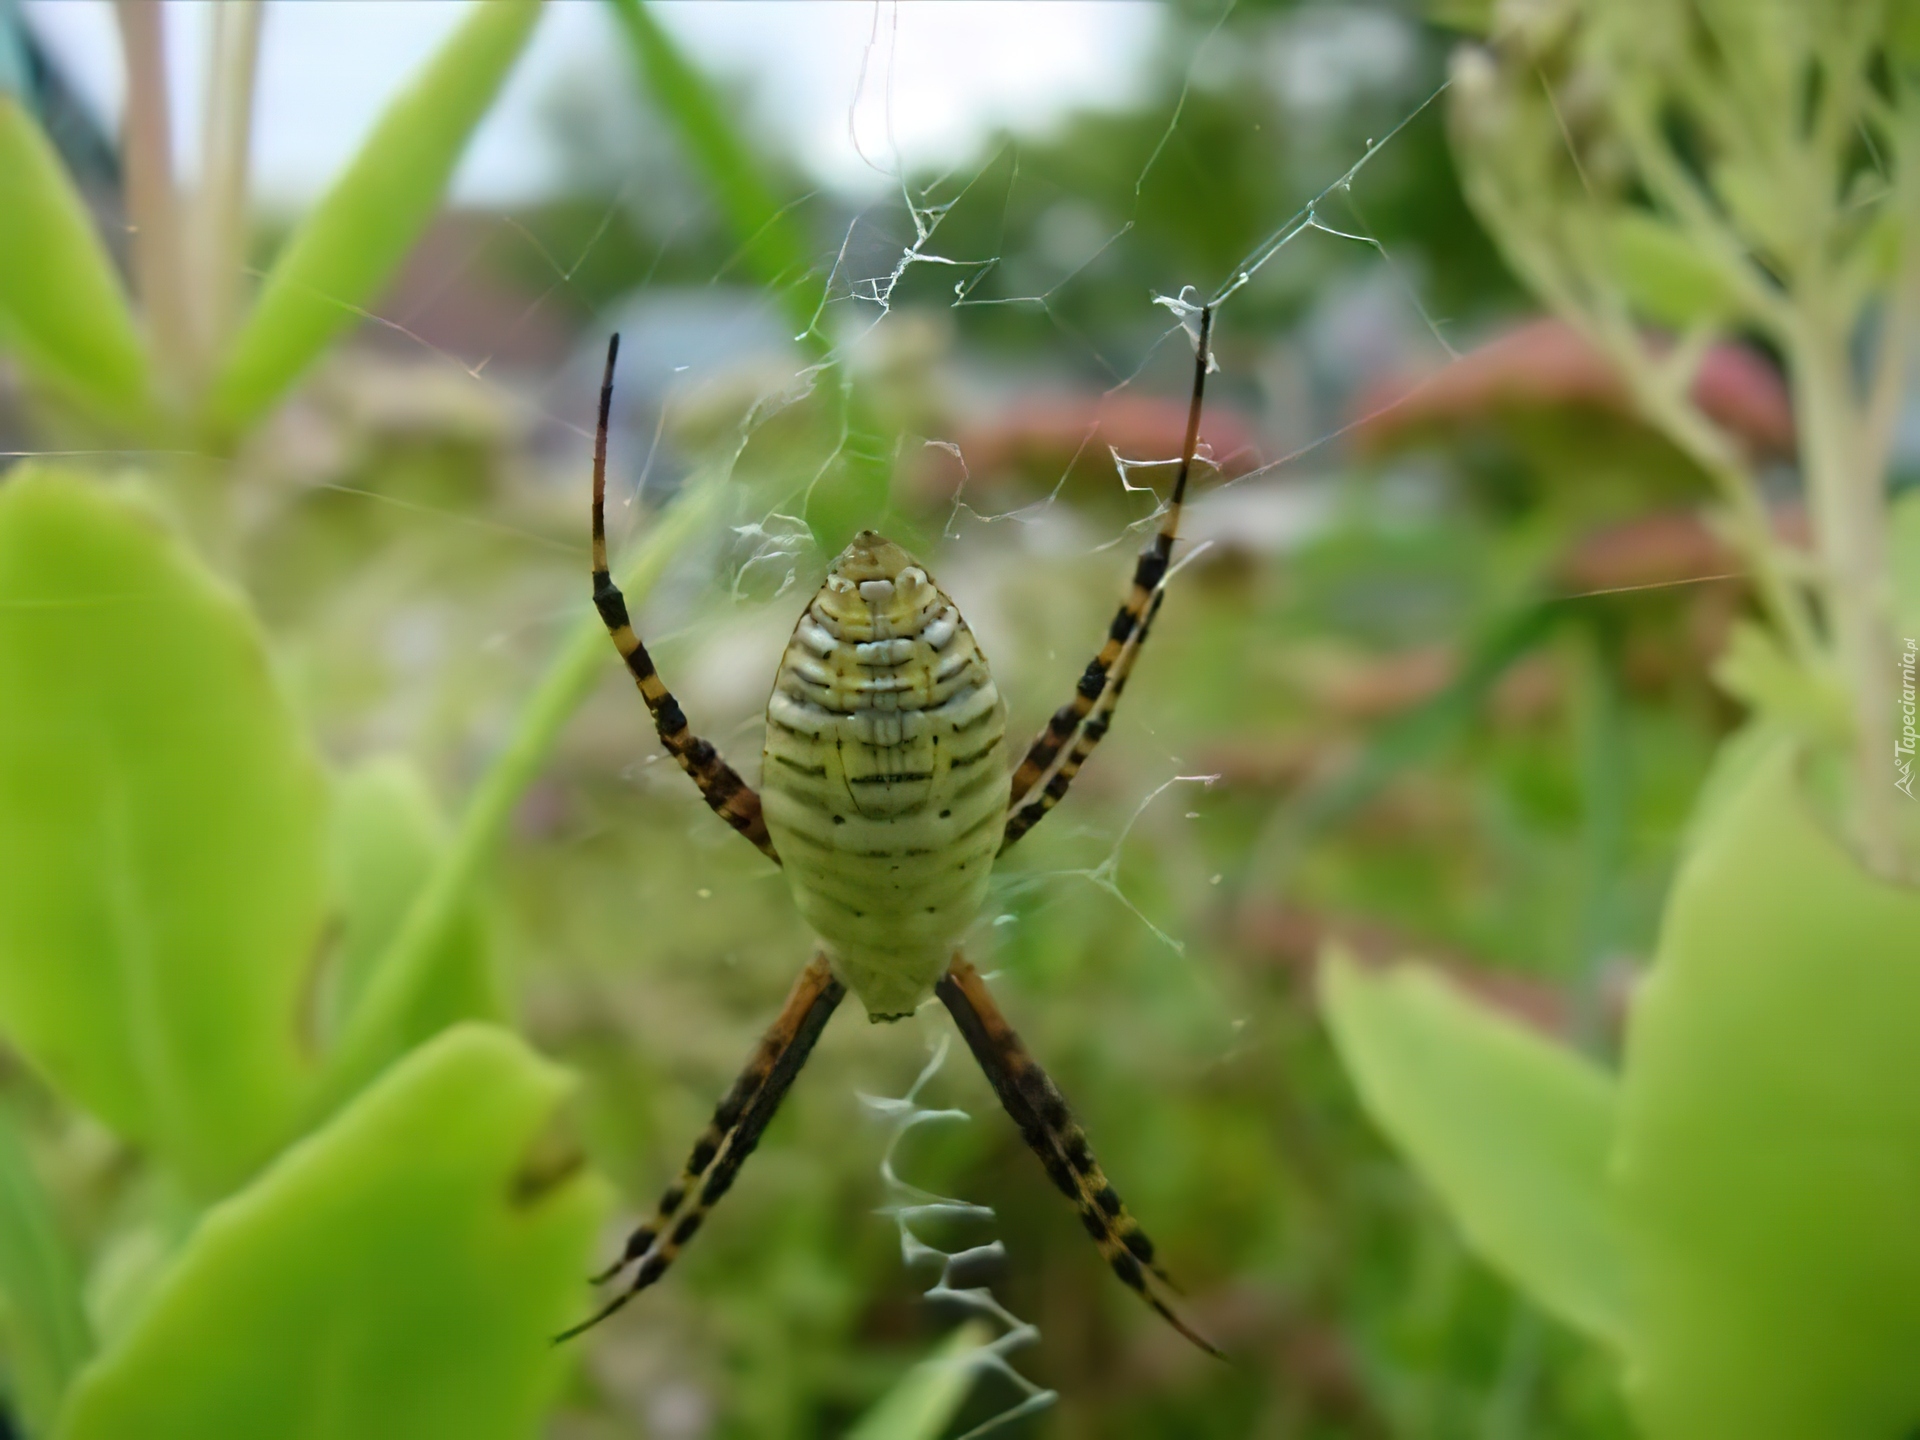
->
xmin=1610 ymin=211 xmax=1741 ymax=328
xmin=605 ymin=0 xmax=819 ymax=337
xmin=1894 ymin=2 xmax=1920 ymax=70
xmin=1615 ymin=744 xmax=1920 ymax=1440
xmin=56 ymin=1024 xmax=608 ymax=1440
xmin=0 ymin=469 xmax=323 ymax=1194
xmin=846 ymin=1322 xmax=992 ymax=1440
xmin=0 ymin=96 xmax=151 ymax=425
xmin=200 ymin=0 xmax=542 ymax=439
xmin=1712 ymin=159 xmax=1795 ymax=270
xmin=606 ymin=0 xmax=891 ymax=553
xmin=324 ymin=757 xmax=502 ymax=1054
xmin=1321 ymin=950 xmax=1631 ymax=1351
xmin=1709 ymin=619 xmax=1851 ymax=746
xmin=1425 ymin=0 xmax=1495 ymax=33
xmin=0 ymin=1107 xmax=92 ymax=1434
xmin=1842 ymin=206 xmax=1901 ymax=296
xmin=1680 ymin=716 xmax=1791 ymax=856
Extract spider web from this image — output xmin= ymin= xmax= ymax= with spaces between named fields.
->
xmin=860 ymin=1034 xmax=1057 ymax=1439
xmin=702 ymin=11 xmax=1460 ymax=1423
xmin=1 ymin=1 xmax=1473 ymax=1431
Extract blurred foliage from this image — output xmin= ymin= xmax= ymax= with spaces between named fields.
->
xmin=0 ymin=475 xmax=325 ymax=1196
xmin=1618 ymin=743 xmax=1920 ymax=1439
xmin=204 ymin=0 xmax=544 ymax=438
xmin=1322 ymin=953 xmax=1627 ymax=1352
xmin=57 ymin=1025 xmax=607 ymax=1440
xmin=1339 ymin=6 xmax=1920 ymax=1440
xmin=0 ymin=0 xmax=1898 ymax=1436
xmin=0 ymin=93 xmax=149 ymax=429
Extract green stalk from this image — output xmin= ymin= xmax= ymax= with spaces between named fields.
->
xmin=1573 ymin=621 xmax=1628 ymax=1045
xmin=846 ymin=1322 xmax=991 ymax=1440
xmin=604 ymin=0 xmax=822 ymax=342
xmin=191 ymin=0 xmax=262 ymax=371
xmin=201 ymin=0 xmax=543 ymax=440
xmin=0 ymin=1107 xmax=91 ymax=1434
xmin=0 ymin=95 xmax=152 ymax=423
xmin=605 ymin=0 xmax=892 ymax=552
xmin=1600 ymin=323 xmax=1822 ymax=669
xmin=314 ymin=473 xmax=727 ymax=1114
xmin=1790 ymin=301 xmax=1901 ymax=875
xmin=1448 ymin=63 xmax=1820 ymax=670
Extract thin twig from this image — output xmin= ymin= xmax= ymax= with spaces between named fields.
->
xmin=193 ymin=0 xmax=263 ymax=370
xmin=114 ymin=0 xmax=192 ymax=392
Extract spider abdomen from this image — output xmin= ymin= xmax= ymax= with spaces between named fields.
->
xmin=760 ymin=533 xmax=1007 ymax=1020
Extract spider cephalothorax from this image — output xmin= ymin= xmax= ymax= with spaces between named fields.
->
xmin=563 ymin=310 xmax=1220 ymax=1355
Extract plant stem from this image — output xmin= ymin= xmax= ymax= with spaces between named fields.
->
xmin=607 ymin=0 xmax=892 ymax=552
xmin=193 ymin=0 xmax=262 ymax=371
xmin=1789 ymin=302 xmax=1902 ymax=875
xmin=114 ymin=0 xmax=193 ymax=398
xmin=1447 ymin=93 xmax=1820 ymax=670
xmin=312 ymin=472 xmax=728 ymax=1118
xmin=0 ymin=1106 xmax=92 ymax=1434
xmin=1603 ymin=324 xmax=1821 ymax=669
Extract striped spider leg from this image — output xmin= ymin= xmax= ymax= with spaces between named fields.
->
xmin=589 ymin=334 xmax=780 ymax=864
xmin=937 ymin=956 xmax=1221 ymax=1357
xmin=1001 ymin=304 xmax=1213 ymax=852
xmin=558 ymin=955 xmax=845 ymax=1341
xmin=563 ymin=314 xmax=1223 ymax=1355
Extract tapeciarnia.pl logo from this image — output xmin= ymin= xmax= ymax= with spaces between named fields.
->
xmin=1899 ymin=639 xmax=1917 ymax=799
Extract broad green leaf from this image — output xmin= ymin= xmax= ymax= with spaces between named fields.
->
xmin=846 ymin=1322 xmax=993 ymax=1440
xmin=1680 ymin=716 xmax=1790 ymax=856
xmin=201 ymin=0 xmax=542 ymax=438
xmin=1321 ymin=950 xmax=1630 ymax=1351
xmin=0 ymin=97 xmax=150 ymax=424
xmin=57 ymin=1024 xmax=608 ymax=1440
xmin=1616 ymin=744 xmax=1920 ymax=1440
xmin=0 ymin=1108 xmax=92 ymax=1434
xmin=1610 ymin=212 xmax=1741 ymax=328
xmin=324 ymin=757 xmax=502 ymax=1053
xmin=607 ymin=0 xmax=891 ymax=552
xmin=0 ymin=469 xmax=323 ymax=1194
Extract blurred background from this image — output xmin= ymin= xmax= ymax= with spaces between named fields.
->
xmin=1 ymin=1 xmax=1873 ymax=1436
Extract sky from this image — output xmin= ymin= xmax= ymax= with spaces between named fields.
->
xmin=21 ymin=1 xmax=1163 ymax=206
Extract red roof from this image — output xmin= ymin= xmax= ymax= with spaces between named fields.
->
xmin=1351 ymin=316 xmax=1795 ymax=461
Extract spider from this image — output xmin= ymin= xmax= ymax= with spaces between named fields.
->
xmin=560 ymin=308 xmax=1220 ymax=1355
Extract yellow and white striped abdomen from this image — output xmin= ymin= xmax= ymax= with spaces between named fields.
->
xmin=760 ymin=532 xmax=1007 ymax=1020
